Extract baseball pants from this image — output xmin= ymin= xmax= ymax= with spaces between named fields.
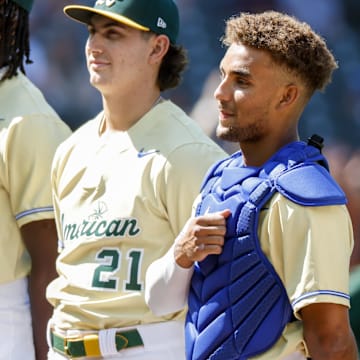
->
xmin=0 ymin=277 xmax=35 ymax=360
xmin=47 ymin=320 xmax=185 ymax=360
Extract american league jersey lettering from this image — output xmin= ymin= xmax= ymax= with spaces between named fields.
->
xmin=59 ymin=203 xmax=143 ymax=293
xmin=61 ymin=208 xmax=141 ymax=242
xmin=47 ymin=101 xmax=226 ymax=330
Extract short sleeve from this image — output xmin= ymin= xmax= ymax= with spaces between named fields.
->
xmin=5 ymin=114 xmax=71 ymax=227
xmin=259 ymin=194 xmax=353 ymax=318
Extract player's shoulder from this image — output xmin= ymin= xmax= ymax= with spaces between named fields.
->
xmin=1 ymin=111 xmax=71 ymax=153
xmin=161 ymin=100 xmax=214 ymax=141
xmin=53 ymin=112 xmax=101 ymax=160
xmin=1 ymin=75 xmax=70 ymax=133
xmin=6 ymin=73 xmax=60 ymax=117
xmin=274 ymin=163 xmax=346 ymax=206
xmin=151 ymin=100 xmax=226 ymax=155
xmin=59 ymin=112 xmax=100 ymax=144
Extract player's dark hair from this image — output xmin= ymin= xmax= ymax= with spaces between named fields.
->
xmin=223 ymin=11 xmax=338 ymax=94
xmin=157 ymin=43 xmax=188 ymax=91
xmin=140 ymin=30 xmax=188 ymax=91
xmin=0 ymin=0 xmax=32 ymax=82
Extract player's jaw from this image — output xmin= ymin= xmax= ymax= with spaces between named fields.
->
xmin=86 ymin=53 xmax=113 ymax=88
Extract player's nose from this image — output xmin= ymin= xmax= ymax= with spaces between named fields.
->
xmin=86 ymin=33 xmax=105 ymax=55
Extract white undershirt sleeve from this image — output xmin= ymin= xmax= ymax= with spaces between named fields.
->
xmin=145 ymin=244 xmax=194 ymax=316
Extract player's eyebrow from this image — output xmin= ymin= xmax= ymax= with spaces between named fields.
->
xmin=219 ymin=64 xmax=252 ymax=79
xmin=231 ymin=64 xmax=251 ymax=77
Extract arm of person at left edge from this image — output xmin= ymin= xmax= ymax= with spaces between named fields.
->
xmin=301 ymin=301 xmax=358 ymax=359
xmin=21 ymin=219 xmax=58 ymax=360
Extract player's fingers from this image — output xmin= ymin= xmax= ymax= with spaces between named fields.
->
xmin=196 ymin=209 xmax=231 ymax=226
xmin=195 ymin=243 xmax=223 ymax=262
xmin=196 ymin=234 xmax=224 ymax=247
xmin=204 ymin=225 xmax=227 ymax=236
xmin=197 ymin=243 xmax=222 ymax=253
xmin=188 ymin=225 xmax=226 ymax=242
xmin=195 ymin=233 xmax=224 ymax=256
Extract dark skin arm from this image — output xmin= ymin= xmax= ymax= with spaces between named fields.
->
xmin=21 ymin=219 xmax=58 ymax=360
xmin=301 ymin=303 xmax=358 ymax=359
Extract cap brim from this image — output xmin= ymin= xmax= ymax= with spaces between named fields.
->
xmin=63 ymin=5 xmax=150 ymax=32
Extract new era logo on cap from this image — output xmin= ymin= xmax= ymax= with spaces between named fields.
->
xmin=95 ymin=0 xmax=116 ymax=7
xmin=157 ymin=17 xmax=167 ymax=29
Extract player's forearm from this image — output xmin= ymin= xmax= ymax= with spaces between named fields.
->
xmin=145 ymin=245 xmax=193 ymax=316
xmin=28 ymin=271 xmax=56 ymax=360
xmin=21 ymin=219 xmax=58 ymax=359
xmin=305 ymin=329 xmax=358 ymax=360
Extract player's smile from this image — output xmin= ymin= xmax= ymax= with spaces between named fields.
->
xmin=218 ymin=105 xmax=236 ymax=125
xmin=88 ymin=58 xmax=110 ymax=71
xmin=88 ymin=58 xmax=109 ymax=69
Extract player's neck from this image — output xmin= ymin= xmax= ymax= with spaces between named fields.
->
xmin=240 ymin=132 xmax=299 ymax=167
xmin=101 ymin=90 xmax=162 ymax=132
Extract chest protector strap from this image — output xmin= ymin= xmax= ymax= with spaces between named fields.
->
xmin=185 ymin=141 xmax=346 ymax=360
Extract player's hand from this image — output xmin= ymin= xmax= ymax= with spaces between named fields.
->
xmin=174 ymin=209 xmax=231 ymax=268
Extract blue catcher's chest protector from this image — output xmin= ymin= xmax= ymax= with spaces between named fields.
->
xmin=186 ymin=141 xmax=346 ymax=360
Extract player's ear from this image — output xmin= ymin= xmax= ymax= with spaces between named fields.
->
xmin=148 ymin=34 xmax=170 ymax=65
xmin=277 ymin=83 xmax=299 ymax=109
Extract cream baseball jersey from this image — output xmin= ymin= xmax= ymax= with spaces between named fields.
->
xmin=252 ymin=193 xmax=353 ymax=359
xmin=0 ymin=72 xmax=71 ymax=284
xmin=47 ymin=100 xmax=226 ymax=330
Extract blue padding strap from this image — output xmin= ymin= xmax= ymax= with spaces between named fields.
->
xmin=275 ymin=164 xmax=346 ymax=206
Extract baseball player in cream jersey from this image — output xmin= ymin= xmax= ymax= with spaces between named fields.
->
xmin=46 ymin=1 xmax=226 ymax=359
xmin=145 ymin=10 xmax=358 ymax=360
xmin=0 ymin=1 xmax=72 ymax=359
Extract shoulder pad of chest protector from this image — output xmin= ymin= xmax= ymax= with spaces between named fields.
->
xmin=274 ymin=163 xmax=347 ymax=206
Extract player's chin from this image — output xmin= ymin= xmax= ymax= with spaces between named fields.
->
xmin=216 ymin=124 xmax=240 ymax=143
xmin=89 ymin=75 xmax=106 ymax=89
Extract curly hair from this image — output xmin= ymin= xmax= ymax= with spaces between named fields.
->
xmin=0 ymin=0 xmax=32 ymax=82
xmin=141 ymin=30 xmax=188 ymax=91
xmin=223 ymin=11 xmax=338 ymax=93
xmin=157 ymin=43 xmax=188 ymax=91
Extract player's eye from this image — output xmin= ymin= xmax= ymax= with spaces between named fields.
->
xmin=105 ymin=29 xmax=121 ymax=39
xmin=235 ymin=76 xmax=249 ymax=86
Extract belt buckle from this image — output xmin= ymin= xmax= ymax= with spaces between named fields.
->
xmin=82 ymin=334 xmax=102 ymax=357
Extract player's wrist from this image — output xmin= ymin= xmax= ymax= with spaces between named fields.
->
xmin=174 ymin=244 xmax=194 ymax=269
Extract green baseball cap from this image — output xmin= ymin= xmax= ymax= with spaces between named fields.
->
xmin=12 ymin=0 xmax=34 ymax=12
xmin=64 ymin=0 xmax=179 ymax=44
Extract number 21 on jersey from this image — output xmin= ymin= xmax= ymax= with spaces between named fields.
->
xmin=92 ymin=247 xmax=144 ymax=292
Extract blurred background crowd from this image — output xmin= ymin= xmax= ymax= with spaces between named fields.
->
xmin=27 ymin=0 xmax=360 ymax=267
